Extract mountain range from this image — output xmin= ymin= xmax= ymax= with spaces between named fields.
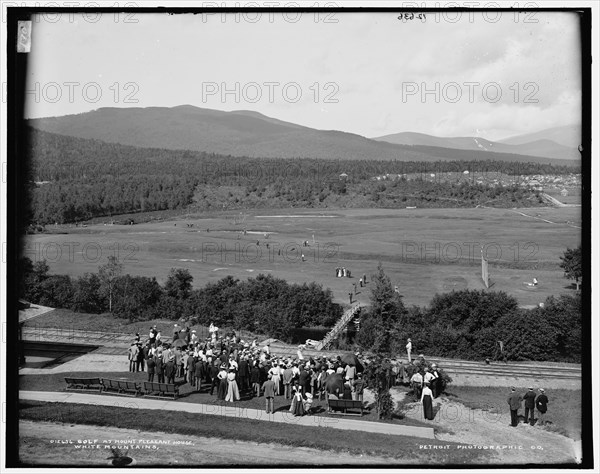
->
xmin=28 ymin=105 xmax=579 ymax=164
xmin=373 ymin=125 xmax=580 ymax=160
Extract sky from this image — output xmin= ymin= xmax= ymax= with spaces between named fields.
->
xmin=24 ymin=8 xmax=582 ymax=141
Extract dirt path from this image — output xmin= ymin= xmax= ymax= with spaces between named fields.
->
xmin=19 ymin=420 xmax=400 ymax=466
xmin=396 ymin=392 xmax=581 ymax=465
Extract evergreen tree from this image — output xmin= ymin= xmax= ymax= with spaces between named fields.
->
xmin=559 ymin=246 xmax=582 ymax=290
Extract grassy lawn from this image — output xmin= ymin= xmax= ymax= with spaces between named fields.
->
xmin=445 ymin=385 xmax=582 ymax=440
xmin=20 ymin=371 xmax=432 ymax=429
xmin=19 ymin=400 xmax=493 ymax=464
xmin=24 ymin=206 xmax=581 ymax=308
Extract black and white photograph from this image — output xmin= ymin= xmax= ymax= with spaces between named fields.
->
xmin=1 ymin=1 xmax=597 ymax=471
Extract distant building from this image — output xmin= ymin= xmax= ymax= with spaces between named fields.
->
xmin=561 ymin=188 xmax=569 ymax=197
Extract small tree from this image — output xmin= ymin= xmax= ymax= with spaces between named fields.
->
xmin=559 ymin=246 xmax=582 ymax=290
xmin=368 ymin=263 xmax=406 ymax=355
xmin=98 ymin=256 xmax=123 ymax=313
xmin=363 ymin=355 xmax=395 ymax=419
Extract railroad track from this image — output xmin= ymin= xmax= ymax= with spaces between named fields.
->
xmin=427 ymin=358 xmax=581 ymax=380
xmin=21 ymin=327 xmax=581 ymax=381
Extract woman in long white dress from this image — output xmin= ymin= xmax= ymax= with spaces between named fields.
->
xmin=225 ymin=369 xmax=240 ymax=402
xmin=268 ymin=362 xmax=282 ymax=396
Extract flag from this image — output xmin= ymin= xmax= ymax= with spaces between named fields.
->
xmin=481 ymin=250 xmax=489 ymax=288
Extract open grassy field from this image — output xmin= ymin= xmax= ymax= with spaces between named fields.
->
xmin=24 ymin=206 xmax=581 ymax=308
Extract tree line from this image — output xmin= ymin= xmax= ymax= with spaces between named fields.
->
xmin=25 ymin=128 xmax=579 ymax=225
xmin=18 ymin=256 xmax=341 ymax=342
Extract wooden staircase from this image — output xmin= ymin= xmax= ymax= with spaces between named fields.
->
xmin=315 ymin=304 xmax=362 ymax=350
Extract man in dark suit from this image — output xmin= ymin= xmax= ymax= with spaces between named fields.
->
xmin=507 ymin=387 xmax=523 ymax=427
xmin=536 ymin=388 xmax=549 ymax=426
xmin=146 ymin=355 xmax=156 ymax=382
xmin=209 ymin=361 xmax=220 ymax=395
xmin=238 ymin=356 xmax=250 ymax=393
xmin=298 ymin=366 xmax=311 ymax=395
xmin=155 ymin=354 xmax=164 ymax=383
xmin=523 ymin=387 xmax=537 ymax=425
xmin=165 ymin=356 xmax=176 ymax=384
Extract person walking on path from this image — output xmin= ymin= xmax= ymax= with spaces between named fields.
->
xmin=421 ymin=382 xmax=434 ymax=420
xmin=406 ymin=338 xmax=412 ymax=363
xmin=536 ymin=388 xmax=549 ymax=426
xmin=262 ymin=374 xmax=276 ymax=414
xmin=507 ymin=387 xmax=523 ymax=427
xmin=523 ymin=387 xmax=537 ymax=425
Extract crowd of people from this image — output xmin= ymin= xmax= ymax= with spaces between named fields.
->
xmin=127 ymin=324 xmax=366 ymax=416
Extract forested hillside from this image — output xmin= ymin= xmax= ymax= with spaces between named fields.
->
xmin=24 ymin=128 xmax=579 ymax=225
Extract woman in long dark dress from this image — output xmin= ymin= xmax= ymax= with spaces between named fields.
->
xmin=217 ymin=365 xmax=228 ymax=400
xmin=421 ymin=382 xmax=434 ymax=420
xmin=289 ymin=382 xmax=305 ymax=417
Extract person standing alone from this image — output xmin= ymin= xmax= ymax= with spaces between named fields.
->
xmin=406 ymin=338 xmax=412 ymax=362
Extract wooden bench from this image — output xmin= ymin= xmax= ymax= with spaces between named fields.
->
xmin=101 ymin=379 xmax=141 ymax=397
xmin=143 ymin=382 xmax=179 ymax=400
xmin=65 ymin=377 xmax=102 ymax=393
xmin=327 ymin=398 xmax=364 ymax=416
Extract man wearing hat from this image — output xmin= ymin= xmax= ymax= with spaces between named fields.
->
xmin=523 ymin=387 xmax=537 ymax=425
xmin=536 ymin=389 xmax=549 ymax=426
xmin=262 ymin=374 xmax=276 ymax=414
xmin=165 ymin=354 xmax=176 ymax=384
xmin=507 ymin=387 xmax=523 ymax=427
xmin=128 ymin=342 xmax=139 ymax=372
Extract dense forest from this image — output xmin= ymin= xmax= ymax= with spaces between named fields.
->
xmin=24 ymin=128 xmax=580 ymax=225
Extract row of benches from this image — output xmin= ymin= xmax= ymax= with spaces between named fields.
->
xmin=64 ymin=377 xmax=179 ymax=399
xmin=327 ymin=398 xmax=365 ymax=416
xmin=66 ymin=378 xmax=366 ymax=415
